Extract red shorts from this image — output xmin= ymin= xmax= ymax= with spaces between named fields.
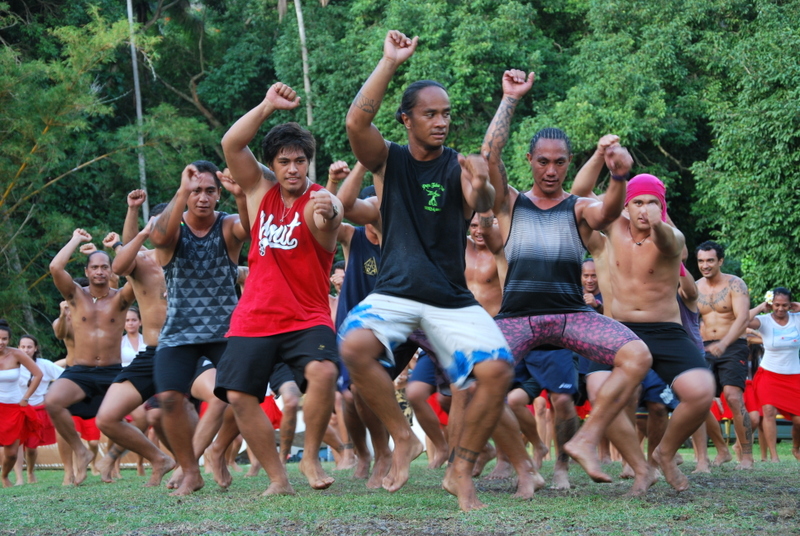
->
xmin=0 ymin=403 xmax=42 ymax=446
xmin=72 ymin=416 xmax=101 ymax=441
xmin=753 ymin=368 xmax=800 ymax=417
xmin=24 ymin=405 xmax=56 ymax=448
xmin=576 ymin=400 xmax=591 ymax=420
xmin=261 ymin=396 xmax=283 ymax=429
xmin=710 ymin=396 xmax=733 ymax=421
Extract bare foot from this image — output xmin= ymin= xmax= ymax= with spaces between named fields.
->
xmin=532 ymin=441 xmax=549 ymax=472
xmin=299 ymin=457 xmax=335 ymax=490
xmin=245 ymin=461 xmax=262 ymax=477
xmin=382 ymin=435 xmax=423 ymax=492
xmin=14 ymin=478 xmax=24 ymax=487
xmin=427 ymin=445 xmax=449 ymax=470
xmin=261 ymin=481 xmax=295 ymax=496
xmin=712 ymin=449 xmax=732 ymax=467
xmin=366 ymin=452 xmax=390 ymax=489
xmin=692 ymin=458 xmax=711 ymax=474
xmin=735 ymin=456 xmax=754 ymax=470
xmin=354 ymin=454 xmax=371 ymax=480
xmin=96 ymin=455 xmax=117 ymax=483
xmin=166 ymin=466 xmax=183 ymax=489
xmin=472 ymin=443 xmax=496 ymax=477
xmin=792 ymin=446 xmax=800 ymax=462
xmin=625 ymin=464 xmax=658 ymax=497
xmin=513 ymin=465 xmax=546 ymax=499
xmin=551 ymin=464 xmax=571 ymax=490
xmin=209 ymin=445 xmax=232 ymax=489
xmin=137 ymin=464 xmax=146 ymax=476
xmin=74 ymin=448 xmax=95 ymax=485
xmin=564 ymin=436 xmax=612 ymax=483
xmin=2 ymin=477 xmax=12 ymax=488
xmin=652 ymin=447 xmax=689 ymax=492
xmin=26 ymin=473 xmax=37 ymax=484
xmin=230 ymin=461 xmax=242 ymax=473
xmin=145 ymin=455 xmax=176 ymax=487
xmin=169 ymin=471 xmax=204 ymax=496
xmin=484 ymin=458 xmax=514 ymax=480
xmin=334 ymin=451 xmax=357 ymax=471
xmin=443 ymin=464 xmax=487 ymax=512
xmin=619 ymin=463 xmax=635 ymax=480
xmin=675 ymin=452 xmax=684 ymax=466
xmin=62 ymin=472 xmax=75 ymax=486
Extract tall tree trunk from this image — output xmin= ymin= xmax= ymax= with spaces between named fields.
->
xmin=293 ymin=0 xmax=316 ymax=182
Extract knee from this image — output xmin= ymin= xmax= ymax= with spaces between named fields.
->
xmin=763 ymin=405 xmax=777 ymax=419
xmin=339 ymin=329 xmax=382 ymax=368
xmin=550 ymin=394 xmax=575 ymax=416
xmin=226 ymin=390 xmax=256 ymax=411
xmin=507 ymin=389 xmax=529 ymax=410
xmin=647 ymin=402 xmax=668 ymax=419
xmin=95 ymin=411 xmax=116 ymax=433
xmin=305 ymin=360 xmax=338 ymax=389
xmin=405 ymin=381 xmax=432 ymax=405
xmin=723 ymin=388 xmax=743 ymax=409
xmin=615 ymin=341 xmax=653 ymax=376
xmin=473 ymin=359 xmax=514 ymax=391
xmin=158 ymin=391 xmax=185 ymax=413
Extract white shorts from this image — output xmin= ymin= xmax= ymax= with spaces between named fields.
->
xmin=338 ymin=293 xmax=513 ymax=388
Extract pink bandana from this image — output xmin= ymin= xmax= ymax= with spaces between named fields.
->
xmin=625 ymin=174 xmax=667 ymax=222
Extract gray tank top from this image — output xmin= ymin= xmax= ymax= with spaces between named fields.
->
xmin=158 ymin=213 xmax=239 ymax=348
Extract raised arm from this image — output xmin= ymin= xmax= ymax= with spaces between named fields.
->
xmin=579 ymin=146 xmax=632 ymax=230
xmin=325 ymin=161 xmax=350 ymax=194
xmin=221 ymin=83 xmax=300 ymax=196
xmin=49 ymin=229 xmax=91 ymax=300
xmin=149 ymin=164 xmax=195 ymax=262
xmin=113 ymin=220 xmax=153 ymax=277
xmin=123 ymin=189 xmax=146 ymax=243
xmin=346 ymin=31 xmax=418 ymax=171
xmin=570 ymin=135 xmax=620 ymax=198
xmin=53 ymin=301 xmax=71 ymax=341
xmin=481 ymin=70 xmax=534 ymax=216
xmin=335 ymin=162 xmax=380 ymax=226
xmin=218 ymin=168 xmax=251 ymax=240
xmin=747 ymin=301 xmax=769 ymax=329
xmin=459 ymin=153 xmax=494 ymax=214
xmin=643 ymin=204 xmax=684 ymax=257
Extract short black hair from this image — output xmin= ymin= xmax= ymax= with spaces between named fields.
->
xmin=331 ymin=260 xmax=345 ymax=276
xmin=85 ymin=250 xmax=111 ymax=268
xmin=395 ymin=80 xmax=447 ymax=124
xmin=773 ymin=287 xmax=792 ymax=301
xmin=150 ymin=203 xmax=168 ymax=217
xmin=582 ymin=258 xmax=595 ymax=266
xmin=695 ymin=240 xmax=725 ymax=260
xmin=0 ymin=319 xmax=10 ymax=337
xmin=529 ymin=127 xmax=572 ymax=155
xmin=261 ymin=122 xmax=315 ymax=168
xmin=191 ymin=160 xmax=221 ymax=189
xmin=74 ymin=277 xmax=90 ymax=287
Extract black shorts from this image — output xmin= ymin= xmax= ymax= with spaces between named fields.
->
xmin=114 ymin=346 xmax=157 ymax=402
xmin=704 ymin=338 xmax=748 ymax=395
xmin=269 ymin=362 xmax=302 ymax=396
xmin=215 ymin=326 xmax=339 ymax=403
xmin=60 ymin=364 xmax=123 ymax=418
xmin=624 ymin=322 xmax=707 ymax=386
xmin=154 ymin=341 xmax=227 ymax=395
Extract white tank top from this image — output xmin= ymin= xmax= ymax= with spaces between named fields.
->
xmin=0 ymin=368 xmax=22 ymax=404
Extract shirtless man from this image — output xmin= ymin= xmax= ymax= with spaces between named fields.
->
xmin=603 ymin=174 xmax=714 ymax=491
xmin=340 ymin=31 xmax=514 ymax=512
xmin=696 ymin=240 xmax=754 ymax=469
xmin=483 ymin=69 xmax=655 ymax=495
xmin=45 ymin=229 xmax=135 ymax=485
xmin=582 ymin=259 xmax=604 ymax=314
xmin=94 ymin=194 xmax=176 ymax=487
xmin=149 ymin=161 xmax=249 ymax=495
xmin=216 ymin=82 xmax=342 ymax=495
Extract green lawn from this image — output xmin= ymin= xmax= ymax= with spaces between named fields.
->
xmin=2 ymin=445 xmax=799 ymax=535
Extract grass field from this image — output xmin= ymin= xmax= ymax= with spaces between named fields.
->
xmin=2 ymin=445 xmax=799 ymax=535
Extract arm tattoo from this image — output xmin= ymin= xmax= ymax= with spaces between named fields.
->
xmin=353 ymin=91 xmax=377 ymax=114
xmin=730 ymin=277 xmax=749 ymax=296
xmin=154 ymin=199 xmax=177 ymax=237
xmin=498 ymin=161 xmax=509 ymax=192
xmin=484 ymin=98 xmax=517 ymax=192
xmin=479 ymin=215 xmax=494 ymax=228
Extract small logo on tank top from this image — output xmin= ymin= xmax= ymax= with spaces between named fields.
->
xmin=422 ymin=183 xmax=445 ymax=212
xmin=363 ymin=257 xmax=378 ymax=276
xmin=258 ymin=211 xmax=302 ymax=255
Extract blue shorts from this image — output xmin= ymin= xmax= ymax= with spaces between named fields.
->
xmin=640 ymin=369 xmax=678 ymax=410
xmin=408 ymin=351 xmax=452 ymax=396
xmin=511 ymin=348 xmax=578 ymax=400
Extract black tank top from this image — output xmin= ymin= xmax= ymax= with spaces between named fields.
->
xmin=335 ymin=227 xmax=381 ymax=331
xmin=497 ymin=193 xmax=593 ymax=317
xmin=373 ymin=143 xmax=476 ymax=309
xmin=158 ymin=213 xmax=239 ymax=347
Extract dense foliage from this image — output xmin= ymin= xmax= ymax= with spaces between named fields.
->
xmin=1 ymin=0 xmax=797 ymax=356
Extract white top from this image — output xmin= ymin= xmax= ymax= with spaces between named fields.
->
xmin=756 ymin=312 xmax=800 ymax=375
xmin=0 ymin=368 xmax=22 ymax=404
xmin=120 ymin=333 xmax=145 ymax=367
xmin=19 ymin=358 xmax=65 ymax=406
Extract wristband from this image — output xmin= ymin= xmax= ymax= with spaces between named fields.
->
xmin=679 ymin=262 xmax=687 ymax=277
xmin=610 ymin=172 xmax=630 ymax=182
xmin=111 ymin=241 xmax=123 ymax=249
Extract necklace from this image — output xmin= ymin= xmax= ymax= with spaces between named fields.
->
xmin=90 ymin=290 xmax=109 ymax=303
xmin=279 ymin=179 xmax=310 ymax=222
xmin=628 ymin=225 xmax=650 ymax=246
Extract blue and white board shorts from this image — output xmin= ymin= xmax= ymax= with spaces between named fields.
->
xmin=338 ymin=293 xmax=513 ymax=388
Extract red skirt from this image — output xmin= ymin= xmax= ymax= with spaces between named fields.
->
xmin=0 ymin=403 xmax=42 ymax=446
xmin=261 ymin=396 xmax=283 ymax=430
xmin=742 ymin=379 xmax=762 ymax=416
xmin=753 ymin=368 xmax=800 ymax=417
xmin=72 ymin=416 xmax=101 ymax=441
xmin=24 ymin=405 xmax=56 ymax=448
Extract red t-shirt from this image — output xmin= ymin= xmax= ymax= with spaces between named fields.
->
xmin=227 ymin=183 xmax=334 ymax=337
